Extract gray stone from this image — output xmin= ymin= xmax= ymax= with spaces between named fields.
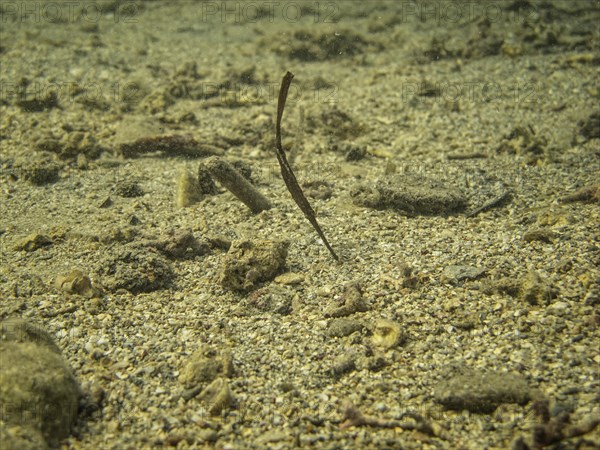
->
xmin=325 ymin=318 xmax=363 ymax=338
xmin=442 ymin=265 xmax=487 ymax=284
xmin=330 ymin=355 xmax=357 ymax=378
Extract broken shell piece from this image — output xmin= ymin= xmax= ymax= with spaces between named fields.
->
xmin=371 ymin=319 xmax=405 ymax=349
xmin=198 ymin=377 xmax=234 ymax=416
xmin=176 ymin=169 xmax=203 ymax=208
xmin=274 ymin=272 xmax=305 ymax=285
xmin=55 ymin=269 xmax=94 ymax=297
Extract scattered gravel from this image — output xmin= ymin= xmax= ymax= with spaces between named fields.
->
xmin=1 ymin=2 xmax=599 ymax=449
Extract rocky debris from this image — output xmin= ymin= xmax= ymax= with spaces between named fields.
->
xmin=325 ymin=318 xmax=364 ymax=338
xmin=578 ymin=110 xmax=600 ymax=140
xmin=14 ymin=152 xmax=61 ymax=185
xmin=520 ymin=271 xmax=558 ymax=305
xmin=0 ymin=318 xmax=81 ymax=449
xmin=95 ymin=243 xmax=174 ymax=293
xmin=145 ymin=229 xmax=209 ymax=259
xmin=219 ymin=239 xmax=288 ymax=292
xmin=324 ymin=282 xmax=369 ymax=318
xmin=113 ymin=179 xmax=144 ymax=198
xmin=14 ymin=233 xmax=53 ymax=252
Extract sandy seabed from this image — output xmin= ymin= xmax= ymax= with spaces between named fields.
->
xmin=1 ymin=1 xmax=599 ymax=449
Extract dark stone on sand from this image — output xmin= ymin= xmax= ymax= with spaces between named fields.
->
xmin=351 ymin=174 xmax=467 ymax=215
xmin=435 ymin=368 xmax=536 ymax=413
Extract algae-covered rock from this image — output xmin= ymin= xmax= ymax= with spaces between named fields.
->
xmin=197 ymin=377 xmax=234 ymax=416
xmin=0 ymin=318 xmax=81 ymax=449
xmin=219 ymin=239 xmax=288 ymax=292
xmin=324 ymin=282 xmax=369 ymax=318
xmin=520 ymin=271 xmax=558 ymax=305
xmin=435 ymin=368 xmax=536 ymax=413
xmin=179 ymin=344 xmax=233 ymax=389
xmin=15 ymin=152 xmax=61 ymax=185
xmin=351 ymin=174 xmax=467 ymax=215
xmin=274 ymin=29 xmax=377 ymax=62
xmin=14 ymin=233 xmax=53 ymax=252
xmin=95 ymin=243 xmax=174 ymax=293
